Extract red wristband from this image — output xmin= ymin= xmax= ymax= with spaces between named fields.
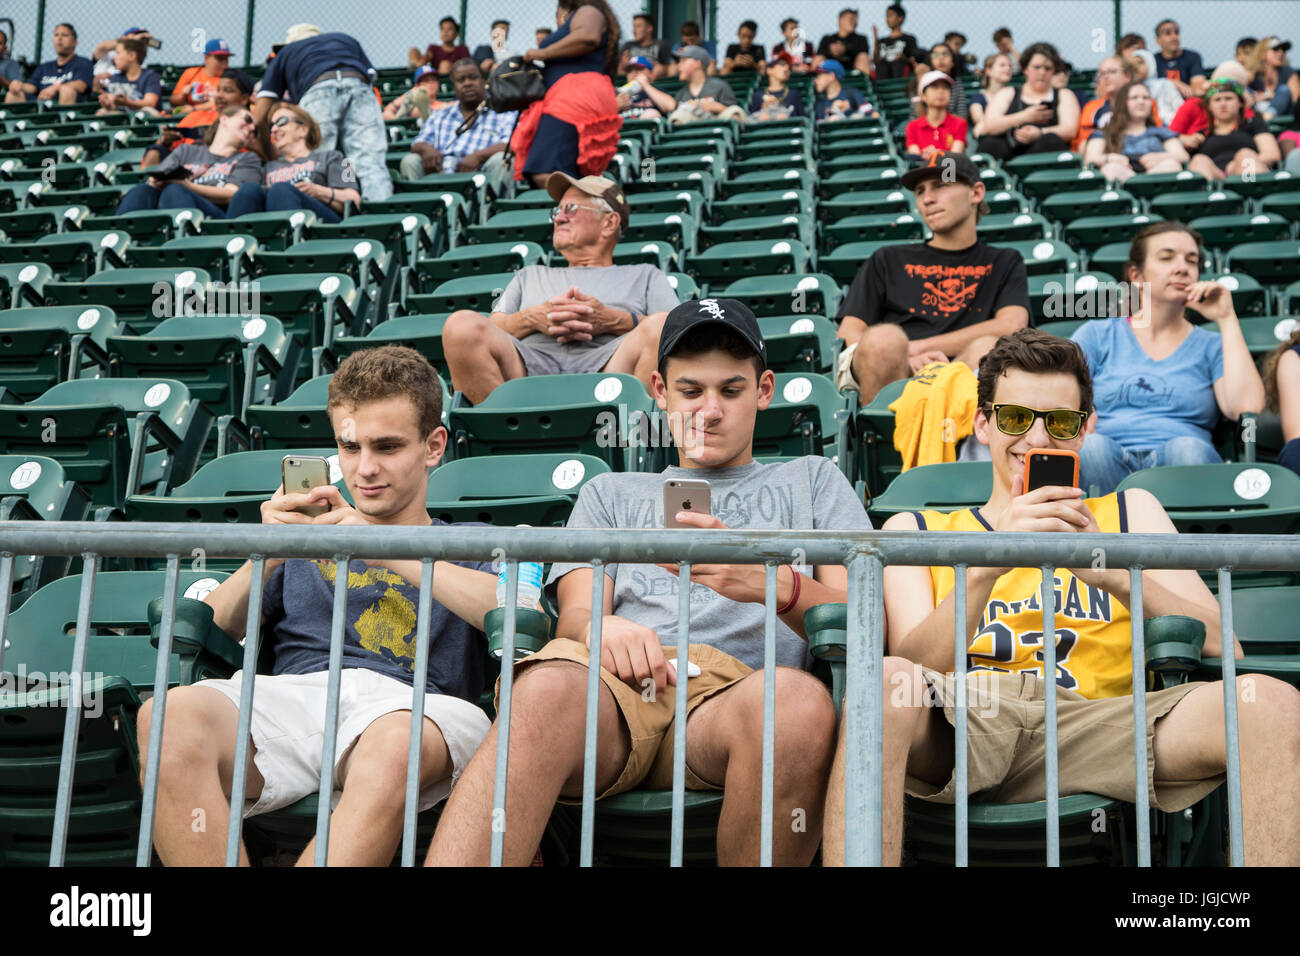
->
xmin=776 ymin=565 xmax=801 ymax=615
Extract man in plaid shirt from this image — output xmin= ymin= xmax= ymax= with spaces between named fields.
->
xmin=399 ymin=57 xmax=517 ymax=193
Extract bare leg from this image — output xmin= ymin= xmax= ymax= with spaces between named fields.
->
xmin=441 ymin=309 xmax=529 ymax=404
xmin=528 ymin=172 xmax=552 ymax=192
xmin=683 ymin=667 xmax=837 ymax=865
xmin=1225 ymin=148 xmax=1262 ymax=177
xmin=851 ymin=323 xmax=910 ymax=405
xmin=1153 ymin=675 xmax=1300 ymax=865
xmin=823 ymin=658 xmax=955 ymax=866
xmin=1188 ymin=154 xmax=1225 ymax=181
xmin=426 ymin=661 xmax=630 ymax=866
xmin=601 ymin=311 xmax=669 ymax=391
xmin=137 ymin=686 xmax=264 ymax=866
xmin=295 ymin=710 xmax=452 ymax=866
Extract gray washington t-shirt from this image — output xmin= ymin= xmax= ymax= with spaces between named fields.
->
xmin=547 ymin=457 xmax=872 ymax=670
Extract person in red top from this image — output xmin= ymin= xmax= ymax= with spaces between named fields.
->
xmin=170 ymin=38 xmax=231 ymax=113
xmin=411 ymin=17 xmax=471 ymax=74
xmin=905 ymin=70 xmax=968 ymax=157
xmin=1169 ymin=61 xmax=1255 ymax=155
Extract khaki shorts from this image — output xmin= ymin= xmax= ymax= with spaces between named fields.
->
xmin=906 ymin=669 xmax=1224 ymax=812
xmin=835 ymin=340 xmax=859 ymax=392
xmin=497 ymin=638 xmax=752 ymax=798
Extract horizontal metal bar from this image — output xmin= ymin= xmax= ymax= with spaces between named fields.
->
xmin=2 ymin=522 xmax=1298 ymax=572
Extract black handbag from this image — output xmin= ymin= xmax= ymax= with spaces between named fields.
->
xmin=488 ymin=57 xmax=546 ymax=112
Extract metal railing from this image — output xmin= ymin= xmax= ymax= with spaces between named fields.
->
xmin=2 ymin=521 xmax=1298 ymax=867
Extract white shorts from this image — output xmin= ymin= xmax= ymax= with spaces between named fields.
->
xmin=199 ymin=668 xmax=491 ymax=817
xmin=835 ymin=340 xmax=860 ymax=392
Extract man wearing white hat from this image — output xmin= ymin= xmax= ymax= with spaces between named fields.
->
xmin=253 ymin=24 xmax=393 ymax=201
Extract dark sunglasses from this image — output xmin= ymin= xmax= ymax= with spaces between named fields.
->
xmin=988 ymin=404 xmax=1086 ymax=440
xmin=271 ymin=116 xmax=305 ymax=128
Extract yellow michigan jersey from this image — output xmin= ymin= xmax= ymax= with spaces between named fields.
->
xmin=915 ymin=492 xmax=1134 ymax=700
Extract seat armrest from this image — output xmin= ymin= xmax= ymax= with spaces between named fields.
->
xmin=484 ymin=606 xmax=554 ymax=662
xmin=1145 ymin=615 xmax=1207 ymax=690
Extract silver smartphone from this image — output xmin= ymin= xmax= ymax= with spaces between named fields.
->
xmin=281 ymin=455 xmax=331 ymax=517
xmin=664 ymin=478 xmax=711 ymax=528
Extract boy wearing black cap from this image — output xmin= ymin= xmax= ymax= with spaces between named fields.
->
xmin=834 ymin=150 xmax=1030 ymax=405
xmin=430 ymin=299 xmax=872 ymax=866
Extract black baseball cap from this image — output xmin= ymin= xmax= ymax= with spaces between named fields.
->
xmin=900 ymin=150 xmax=982 ymax=190
xmin=657 ymin=298 xmax=767 ymax=369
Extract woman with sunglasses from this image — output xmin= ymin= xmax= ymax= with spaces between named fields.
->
xmin=116 ymin=105 xmax=263 ymax=217
xmin=1070 ymin=222 xmax=1265 ymax=494
xmin=225 ymin=103 xmax=360 ymax=223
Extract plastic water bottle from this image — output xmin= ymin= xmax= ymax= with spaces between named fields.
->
xmin=497 ymin=560 xmax=543 ymax=609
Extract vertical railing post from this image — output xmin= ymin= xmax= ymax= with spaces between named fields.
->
xmin=1129 ymin=567 xmax=1151 ymax=866
xmin=1217 ymin=570 xmax=1245 ymax=866
xmin=579 ymin=560 xmax=604 ymax=866
xmin=759 ymin=563 xmax=778 ymax=867
xmin=0 ymin=553 xmax=15 ymax=675
xmin=243 ymin=0 xmax=257 ymax=68
xmin=400 ymin=559 xmax=436 ymax=867
xmin=49 ymin=555 xmax=97 ymax=867
xmin=226 ymin=556 xmax=266 ymax=866
xmin=844 ymin=551 xmax=883 ymax=866
xmin=136 ymin=555 xmax=180 ymax=866
xmin=312 ymin=553 xmax=352 ymax=866
xmin=1040 ymin=567 xmax=1060 ymax=867
xmin=953 ymin=565 xmax=968 ymax=867
xmin=490 ymin=560 xmax=519 ymax=867
xmin=670 ymin=561 xmax=691 ymax=867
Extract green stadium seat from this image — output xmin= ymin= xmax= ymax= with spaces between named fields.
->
xmin=611 ymin=240 xmax=677 ymax=270
xmin=723 ymin=274 xmax=843 ymax=318
xmin=88 ymin=207 xmax=202 ymax=242
xmin=976 ymin=212 xmax=1052 ymax=241
xmin=333 ymin=313 xmax=449 ymax=372
xmin=1259 ymin=190 xmax=1300 ymax=224
xmin=727 ymin=153 xmax=808 ymax=177
xmin=625 ymin=189 xmax=706 ymax=218
xmin=243 ymin=375 xmax=355 ymax=450
xmin=819 ymin=165 xmax=906 ymax=199
xmin=0 ymin=230 xmax=130 ymax=281
xmin=755 ymin=316 xmax=841 ymax=373
xmin=0 ymin=305 xmax=121 ymax=399
xmin=308 ymin=212 xmax=436 ymax=268
xmin=708 ymin=188 xmax=810 ymax=222
xmin=1018 ymin=168 xmax=1104 ymax=202
xmin=819 ymin=187 xmax=914 ymax=222
xmin=248 ymin=273 xmax=362 ymax=378
xmin=0 ymin=262 xmax=53 ymax=307
xmin=666 ymin=272 xmax=700 ymax=302
xmin=0 ymin=377 xmax=213 ymax=508
xmin=991 ymin=239 xmax=1080 ymax=276
xmin=490 ymin=191 xmax=562 ymax=214
xmin=1064 ymin=213 xmax=1162 ymax=252
xmin=735 ymin=135 xmax=812 ymax=160
xmin=0 ymin=455 xmax=92 ymax=607
xmin=624 ymin=169 xmax=715 ymax=202
xmin=0 ymin=570 xmax=238 ymax=865
xmin=854 ymin=376 xmax=907 ymax=499
xmin=425 ymin=453 xmax=612 ymax=526
xmin=364 ymin=192 xmax=470 ymax=255
xmin=412 ymin=241 xmax=545 ymax=289
xmin=0 ymin=205 xmax=88 ymax=241
xmin=626 ymin=212 xmax=700 ymax=254
xmin=42 ymin=266 xmax=213 ymax=334
xmin=1199 ymin=586 xmax=1300 ymax=686
xmin=1028 ymin=272 xmax=1129 ymax=324
xmin=125 ymin=233 xmax=257 ymax=284
xmin=819 ymin=152 xmax=904 ymax=175
xmin=124 ymin=447 xmax=338 ymax=527
xmin=33 ymin=184 xmax=127 ymax=216
xmin=106 ymin=314 xmax=300 ymax=423
xmin=1116 ymin=463 xmax=1300 ymax=534
xmin=718 ymin=168 xmax=815 ymax=199
xmin=201 ymin=209 xmax=316 ymax=251
xmin=1190 ymin=214 xmax=1292 ymax=267
xmin=1225 ymin=240 xmax=1300 ymax=287
xmin=1003 ymin=151 xmax=1082 ymax=177
xmin=405 ymin=272 xmax=513 ymax=316
xmin=1206 ymin=273 xmax=1270 ymax=319
xmin=821 ymin=239 xmax=912 ymax=283
xmin=824 ymin=211 xmax=926 ymax=251
xmin=1150 ymin=188 xmax=1246 ymax=222
xmin=448 ymin=373 xmax=659 ymax=472
xmin=466 ymin=208 xmax=555 ymax=246
xmin=753 ymin=373 xmax=854 ymax=470
xmin=254 ymin=238 xmax=392 ymax=319
xmin=683 ymin=238 xmax=811 ymax=290
xmin=818 ymin=135 xmax=893 ymax=162
xmin=699 ymin=214 xmax=810 ymax=252
xmin=867 ymin=460 xmax=992 ymax=524
xmin=1041 ymin=188 xmax=1138 ymax=224
xmin=981 ymin=188 xmax=1030 ymax=215
xmin=1220 ymin=170 xmax=1299 ymax=200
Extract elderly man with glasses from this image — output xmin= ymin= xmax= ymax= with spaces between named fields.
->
xmin=441 ymin=174 xmax=677 ymax=404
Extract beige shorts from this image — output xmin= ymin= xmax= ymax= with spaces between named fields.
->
xmin=201 ymin=668 xmax=491 ymax=816
xmin=498 ymin=638 xmax=752 ymax=799
xmin=835 ymin=340 xmax=859 ymax=392
xmin=906 ymin=668 xmax=1224 ymax=812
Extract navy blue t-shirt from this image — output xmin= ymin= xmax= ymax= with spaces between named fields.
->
xmin=103 ymin=68 xmax=162 ymax=104
xmin=29 ymin=55 xmax=93 ymax=100
xmin=263 ymin=522 xmax=495 ymax=702
xmin=1155 ymin=49 xmax=1205 ymax=85
xmin=813 ymin=84 xmax=865 ymax=120
xmin=259 ymin=32 xmax=376 ymax=103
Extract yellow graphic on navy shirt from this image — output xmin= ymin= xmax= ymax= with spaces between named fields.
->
xmin=316 ymin=560 xmax=418 ymax=671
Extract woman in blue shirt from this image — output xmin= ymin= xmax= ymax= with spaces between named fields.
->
xmin=1082 ymin=81 xmax=1188 ymax=183
xmin=1072 ymin=222 xmax=1265 ymax=494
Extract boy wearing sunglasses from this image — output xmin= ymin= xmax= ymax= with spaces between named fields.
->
xmin=824 ymin=328 xmax=1300 ymax=866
